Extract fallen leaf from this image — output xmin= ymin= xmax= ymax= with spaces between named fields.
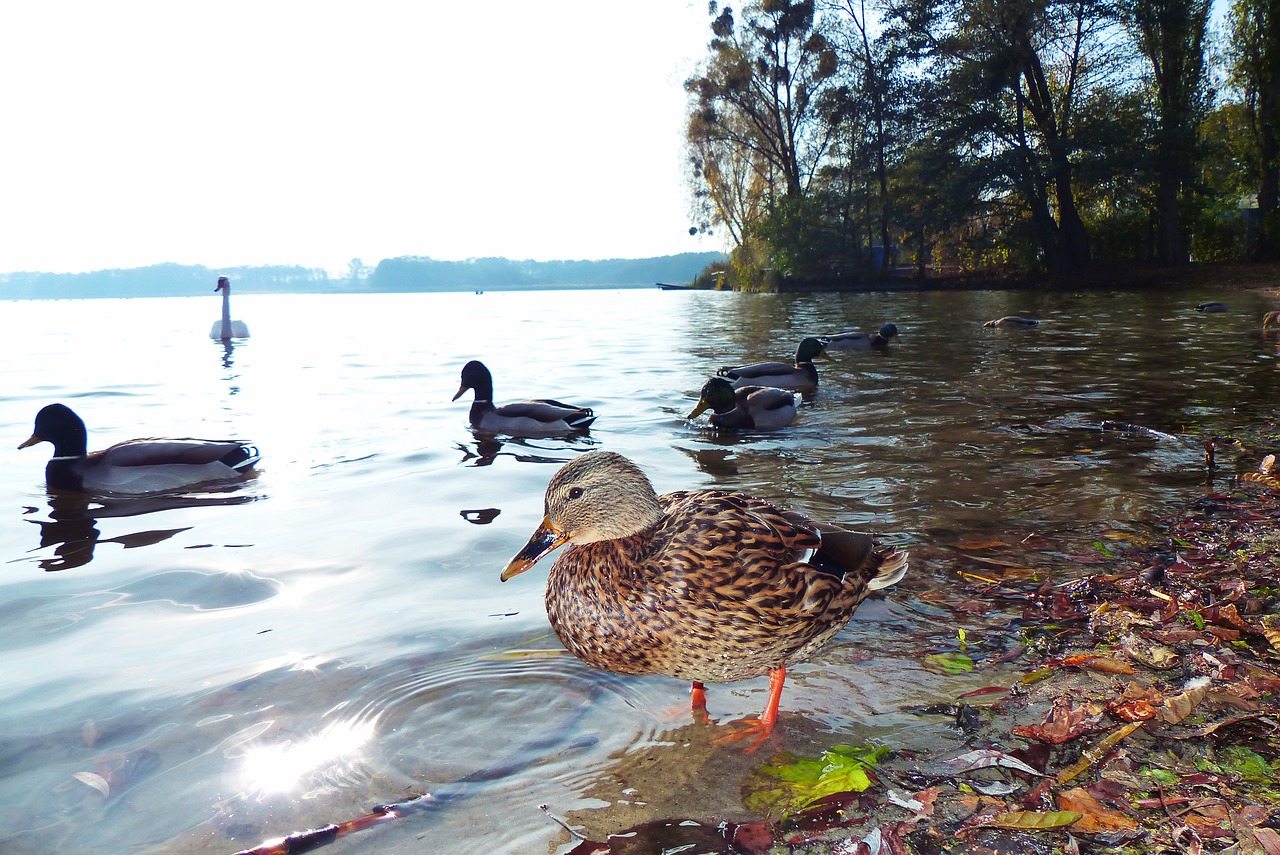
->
xmin=1012 ymin=698 xmax=1104 ymax=744
xmin=1161 ymin=681 xmax=1209 ymax=725
xmin=957 ymin=537 xmax=1008 ymax=550
xmin=922 ymin=652 xmax=975 ymax=674
xmin=1056 ymin=788 xmax=1138 ymax=833
xmin=72 ymin=771 xmax=110 ymax=798
xmin=986 ymin=810 xmax=1082 ymax=830
xmin=1254 ymin=827 xmax=1280 ymax=855
xmin=937 ymin=748 xmax=1046 ymax=777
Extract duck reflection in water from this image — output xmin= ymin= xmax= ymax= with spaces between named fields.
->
xmin=455 ymin=433 xmax=589 ymax=468
xmin=23 ymin=491 xmax=254 ymax=572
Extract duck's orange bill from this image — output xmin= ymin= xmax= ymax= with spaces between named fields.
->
xmin=500 ymin=515 xmax=569 ymax=581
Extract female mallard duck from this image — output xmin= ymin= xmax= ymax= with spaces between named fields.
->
xmin=1263 ymin=310 xmax=1280 ymax=329
xmin=19 ymin=403 xmax=260 ymax=494
xmin=821 ymin=323 xmax=899 ymax=350
xmin=502 ymin=450 xmax=908 ymax=750
xmin=687 ymin=377 xmax=797 ymax=431
xmin=453 ymin=360 xmax=595 ymax=435
xmin=717 ymin=337 xmax=827 ymax=392
xmin=209 ymin=276 xmax=250 ymax=339
xmin=984 ymin=316 xmax=1039 ymax=328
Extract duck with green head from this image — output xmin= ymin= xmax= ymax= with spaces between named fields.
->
xmin=502 ymin=450 xmax=908 ymax=750
xmin=717 ymin=337 xmax=827 ymax=392
xmin=687 ymin=377 xmax=797 ymax=431
xmin=19 ymin=403 xmax=260 ymax=494
xmin=822 ymin=323 xmax=899 ymax=350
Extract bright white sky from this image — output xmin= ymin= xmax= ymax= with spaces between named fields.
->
xmin=0 ymin=2 xmax=723 ymax=275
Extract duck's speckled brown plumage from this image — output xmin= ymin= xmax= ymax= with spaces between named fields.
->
xmin=503 ymin=451 xmax=908 ymax=740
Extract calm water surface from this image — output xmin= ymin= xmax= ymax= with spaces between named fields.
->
xmin=2 ymin=286 xmax=1278 ymax=853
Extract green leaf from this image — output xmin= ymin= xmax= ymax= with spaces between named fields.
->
xmin=743 ymin=743 xmax=887 ymax=817
xmin=1220 ymin=747 xmax=1275 ymax=782
xmin=1092 ymin=541 xmax=1115 ymax=557
xmin=922 ymin=652 xmax=975 ymax=674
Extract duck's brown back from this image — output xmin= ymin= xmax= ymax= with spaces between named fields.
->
xmin=544 ymin=489 xmax=893 ymax=684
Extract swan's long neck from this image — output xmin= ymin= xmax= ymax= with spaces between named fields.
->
xmin=220 ymin=285 xmax=232 ymax=338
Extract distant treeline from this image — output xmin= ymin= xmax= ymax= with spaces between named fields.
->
xmin=0 ymin=253 xmax=725 ymax=300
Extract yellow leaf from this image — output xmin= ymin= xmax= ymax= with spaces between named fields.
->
xmin=957 ymin=538 xmax=1007 ymax=550
xmin=988 ymin=810 xmax=1082 ymax=830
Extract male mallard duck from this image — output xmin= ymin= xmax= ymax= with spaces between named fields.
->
xmin=1263 ymin=310 xmax=1280 ymax=329
xmin=984 ymin=316 xmax=1039 ymax=328
xmin=717 ymin=337 xmax=827 ymax=392
xmin=687 ymin=377 xmax=797 ymax=431
xmin=209 ymin=276 xmax=250 ymax=339
xmin=453 ymin=360 xmax=595 ymax=436
xmin=821 ymin=323 xmax=900 ymax=350
xmin=19 ymin=403 xmax=260 ymax=494
xmin=1196 ymin=301 xmax=1228 ymax=313
xmin=502 ymin=450 xmax=908 ymax=750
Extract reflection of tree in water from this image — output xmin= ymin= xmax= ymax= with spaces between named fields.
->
xmin=22 ymin=491 xmax=255 ymax=572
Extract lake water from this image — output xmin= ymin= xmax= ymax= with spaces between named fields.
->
xmin=1 ymin=285 xmax=1278 ymax=854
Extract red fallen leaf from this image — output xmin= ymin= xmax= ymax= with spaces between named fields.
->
xmin=1012 ymin=698 xmax=1104 ymax=745
xmin=1134 ymin=795 xmax=1193 ymax=809
xmin=957 ymin=686 xmax=1010 ymax=699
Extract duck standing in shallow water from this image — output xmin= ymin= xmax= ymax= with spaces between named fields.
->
xmin=19 ymin=403 xmax=260 ymax=494
xmin=687 ymin=377 xmax=797 ymax=431
xmin=822 ymin=323 xmax=899 ymax=350
xmin=717 ymin=337 xmax=827 ymax=392
xmin=453 ymin=360 xmax=595 ymax=436
xmin=209 ymin=276 xmax=250 ymax=339
xmin=502 ymin=450 xmax=908 ymax=750
xmin=1263 ymin=310 xmax=1280 ymax=329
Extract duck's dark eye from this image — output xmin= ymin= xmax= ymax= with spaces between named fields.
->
xmin=568 ymin=487 xmax=584 ymax=500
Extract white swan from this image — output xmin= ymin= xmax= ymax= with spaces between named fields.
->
xmin=209 ymin=276 xmax=250 ymax=339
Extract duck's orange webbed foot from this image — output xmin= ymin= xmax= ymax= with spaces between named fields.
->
xmin=710 ymin=716 xmax=776 ymax=753
xmin=708 ymin=666 xmax=787 ymax=754
xmin=691 ymin=681 xmax=710 ymax=726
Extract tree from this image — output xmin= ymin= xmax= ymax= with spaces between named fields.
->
xmin=892 ymin=0 xmax=1117 ymax=272
xmin=1228 ymin=0 xmax=1280 ymax=258
xmin=686 ymin=0 xmax=842 ymax=242
xmin=1123 ymin=0 xmax=1211 ymax=265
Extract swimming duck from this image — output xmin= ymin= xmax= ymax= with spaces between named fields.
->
xmin=453 ymin=360 xmax=595 ymax=436
xmin=717 ymin=337 xmax=827 ymax=392
xmin=984 ymin=316 xmax=1039 ymax=328
xmin=1263 ymin=310 xmax=1280 ymax=329
xmin=821 ymin=323 xmax=900 ymax=350
xmin=687 ymin=377 xmax=797 ymax=431
xmin=209 ymin=276 xmax=250 ymax=339
xmin=19 ymin=403 xmax=261 ymax=494
xmin=1196 ymin=302 xmax=1228 ymax=313
xmin=502 ymin=450 xmax=908 ymax=750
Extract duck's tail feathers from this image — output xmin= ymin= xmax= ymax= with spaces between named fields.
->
xmin=566 ymin=411 xmax=596 ymax=430
xmin=868 ymin=549 xmax=908 ymax=591
xmin=223 ymin=444 xmax=262 ymax=472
